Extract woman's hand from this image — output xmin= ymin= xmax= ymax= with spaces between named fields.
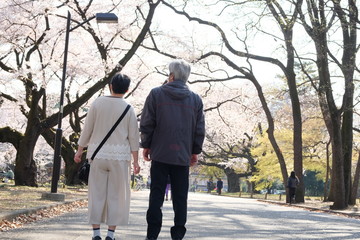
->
xmin=74 ymin=147 xmax=84 ymax=163
xmin=131 ymin=151 xmax=140 ymax=174
xmin=133 ymin=161 xmax=141 ymax=174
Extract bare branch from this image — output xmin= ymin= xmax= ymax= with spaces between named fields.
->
xmin=0 ymin=92 xmax=18 ymax=102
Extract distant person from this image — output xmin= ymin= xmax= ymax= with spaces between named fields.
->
xmin=216 ymin=178 xmax=223 ymax=195
xmin=74 ymin=73 xmax=140 ymax=240
xmin=140 ymin=59 xmax=205 ymax=240
xmin=1 ymin=168 xmax=14 ymax=183
xmin=287 ymin=171 xmax=299 ymax=204
xmin=6 ymin=168 xmax=14 ymax=180
xmin=147 ymin=176 xmax=151 ymax=189
xmin=192 ymin=178 xmax=198 ymax=192
xmin=165 ymin=175 xmax=171 ymax=201
xmin=207 ymin=178 xmax=214 ymax=193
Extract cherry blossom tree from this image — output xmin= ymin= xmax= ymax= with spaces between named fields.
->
xmin=0 ymin=0 xmax=161 ymax=186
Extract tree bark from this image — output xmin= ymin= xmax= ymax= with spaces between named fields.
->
xmin=266 ymin=0 xmax=304 ymax=204
xmin=41 ymin=128 xmax=80 ymax=185
xmin=297 ymin=0 xmax=349 ymax=209
xmin=224 ymin=168 xmax=241 ymax=192
xmin=332 ymin=0 xmax=357 ymax=205
xmin=14 ymin=86 xmax=45 ymax=186
xmin=323 ymin=140 xmax=331 ymax=202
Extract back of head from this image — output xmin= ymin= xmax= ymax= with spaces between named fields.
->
xmin=168 ymin=59 xmax=191 ymax=83
xmin=110 ymin=73 xmax=130 ymax=94
xmin=290 ymin=171 xmax=296 ymax=178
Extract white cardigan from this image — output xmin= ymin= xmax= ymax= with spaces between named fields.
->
xmin=78 ymin=96 xmax=139 ymax=161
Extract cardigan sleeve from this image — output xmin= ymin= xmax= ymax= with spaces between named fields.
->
xmin=78 ymin=102 xmax=96 ymax=147
xmin=128 ymin=106 xmax=140 ymax=151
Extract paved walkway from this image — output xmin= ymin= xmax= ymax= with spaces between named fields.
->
xmin=2 ymin=190 xmax=360 ymax=239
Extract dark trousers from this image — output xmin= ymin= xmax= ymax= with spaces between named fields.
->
xmin=146 ymin=161 xmax=189 ymax=239
xmin=289 ymin=187 xmax=296 ymax=203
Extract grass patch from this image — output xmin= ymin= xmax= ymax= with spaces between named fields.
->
xmin=0 ymin=183 xmax=88 ymax=211
xmin=202 ymin=191 xmax=288 ymax=201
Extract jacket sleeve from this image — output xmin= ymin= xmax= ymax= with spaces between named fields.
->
xmin=140 ymin=90 xmax=156 ymax=149
xmin=192 ymin=96 xmax=205 ymax=154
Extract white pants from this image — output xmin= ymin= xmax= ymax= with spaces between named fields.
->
xmin=88 ymin=159 xmax=131 ymax=226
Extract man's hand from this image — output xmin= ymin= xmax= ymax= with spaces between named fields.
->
xmin=190 ymin=154 xmax=198 ymax=167
xmin=143 ymin=148 xmax=151 ymax=161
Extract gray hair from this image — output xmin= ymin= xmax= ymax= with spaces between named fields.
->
xmin=169 ymin=59 xmax=191 ymax=83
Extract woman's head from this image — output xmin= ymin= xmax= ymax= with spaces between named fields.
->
xmin=168 ymin=59 xmax=191 ymax=83
xmin=110 ymin=73 xmax=130 ymax=94
xmin=290 ymin=171 xmax=296 ymax=178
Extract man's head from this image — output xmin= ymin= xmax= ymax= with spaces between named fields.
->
xmin=168 ymin=59 xmax=191 ymax=83
xmin=110 ymin=73 xmax=130 ymax=94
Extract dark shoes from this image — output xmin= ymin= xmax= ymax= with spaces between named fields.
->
xmin=145 ymin=236 xmax=180 ymax=240
xmin=92 ymin=237 xmax=115 ymax=240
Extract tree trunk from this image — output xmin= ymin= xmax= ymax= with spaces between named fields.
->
xmin=288 ymin=68 xmax=304 ymax=203
xmin=332 ymin=0 xmax=357 ymax=206
xmin=330 ymin=126 xmax=347 ymax=209
xmin=266 ymin=1 xmax=304 ymax=202
xmin=342 ymin=100 xmax=353 ymax=205
xmin=314 ymin=29 xmax=347 ymax=209
xmin=14 ymin=156 xmax=38 ymax=186
xmin=284 ymin=32 xmax=304 ymax=203
xmin=340 ymin=56 xmax=355 ymax=205
xmin=224 ymin=168 xmax=240 ymax=193
xmin=14 ymin=87 xmax=45 ymax=186
xmin=41 ymin=129 xmax=80 ymax=185
xmin=323 ymin=140 xmax=331 ymax=202
xmin=14 ymin=128 xmax=41 ymax=186
xmin=0 ymin=1 xmax=160 ymax=187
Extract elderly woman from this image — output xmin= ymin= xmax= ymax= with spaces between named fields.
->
xmin=74 ymin=73 xmax=140 ymax=240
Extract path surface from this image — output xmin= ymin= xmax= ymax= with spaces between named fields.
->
xmin=2 ymin=190 xmax=360 ymax=240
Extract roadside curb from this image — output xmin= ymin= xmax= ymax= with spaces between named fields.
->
xmin=258 ymin=199 xmax=360 ymax=219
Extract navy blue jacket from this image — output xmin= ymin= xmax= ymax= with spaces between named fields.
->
xmin=287 ymin=177 xmax=299 ymax=188
xmin=140 ymin=80 xmax=205 ymax=166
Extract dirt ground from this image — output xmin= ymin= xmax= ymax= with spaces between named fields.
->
xmin=0 ymin=183 xmax=88 ymax=231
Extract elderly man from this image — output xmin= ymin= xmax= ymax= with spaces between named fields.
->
xmin=140 ymin=59 xmax=205 ymax=240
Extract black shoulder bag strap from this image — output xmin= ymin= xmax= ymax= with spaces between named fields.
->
xmin=90 ymin=104 xmax=131 ymax=160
